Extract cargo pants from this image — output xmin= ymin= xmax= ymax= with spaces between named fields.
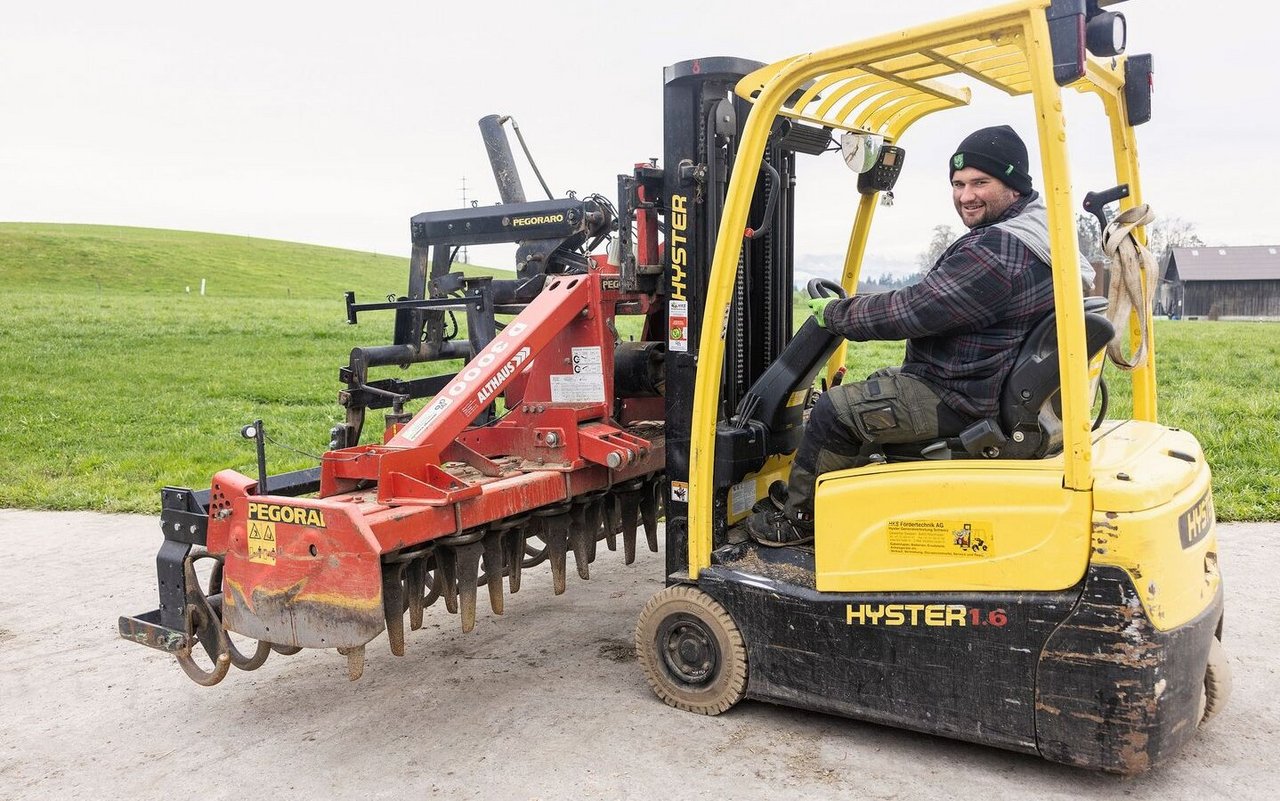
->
xmin=784 ymin=367 xmax=970 ymax=522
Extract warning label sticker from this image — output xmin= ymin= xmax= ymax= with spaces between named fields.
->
xmin=247 ymin=520 xmax=278 ymax=565
xmin=729 ymin=480 xmax=755 ymax=516
xmin=550 ymin=373 xmax=606 ymax=403
xmin=571 ymin=346 xmax=603 ymax=374
xmin=669 ymin=300 xmax=689 ymax=353
xmin=886 ymin=519 xmax=993 ymax=557
xmin=670 ymin=481 xmax=689 ymax=504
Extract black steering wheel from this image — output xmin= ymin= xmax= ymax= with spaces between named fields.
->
xmin=806 ymin=277 xmax=848 ymax=300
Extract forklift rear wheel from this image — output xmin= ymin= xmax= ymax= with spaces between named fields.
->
xmin=1201 ymin=635 xmax=1232 ymax=724
xmin=636 ymin=586 xmax=747 ymax=715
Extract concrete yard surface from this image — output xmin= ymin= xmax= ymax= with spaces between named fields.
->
xmin=1 ymin=509 xmax=1275 ymax=800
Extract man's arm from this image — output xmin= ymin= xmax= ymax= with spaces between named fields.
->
xmin=822 ymin=235 xmax=1015 ymax=342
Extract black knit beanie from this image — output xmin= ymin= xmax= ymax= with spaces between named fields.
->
xmin=949 ymin=125 xmax=1032 ymax=194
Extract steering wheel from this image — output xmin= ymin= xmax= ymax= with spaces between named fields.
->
xmin=806 ymin=277 xmax=848 ymax=300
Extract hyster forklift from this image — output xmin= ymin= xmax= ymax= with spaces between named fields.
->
xmin=120 ymin=0 xmax=1228 ymax=776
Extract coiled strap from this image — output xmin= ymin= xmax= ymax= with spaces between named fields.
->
xmin=1102 ymin=204 xmax=1158 ymax=370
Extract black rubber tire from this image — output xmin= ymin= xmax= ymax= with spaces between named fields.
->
xmin=635 ymin=586 xmax=748 ymax=715
xmin=1202 ymin=635 xmax=1231 ymax=724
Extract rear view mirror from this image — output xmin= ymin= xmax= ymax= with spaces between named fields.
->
xmin=840 ymin=132 xmax=884 ymax=174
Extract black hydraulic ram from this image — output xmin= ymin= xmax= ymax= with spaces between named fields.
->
xmin=479 ymin=114 xmax=528 ymax=204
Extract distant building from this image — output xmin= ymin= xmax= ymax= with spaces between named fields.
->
xmin=1158 ymin=246 xmax=1280 ymax=320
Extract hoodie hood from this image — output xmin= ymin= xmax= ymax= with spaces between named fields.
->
xmin=993 ymin=193 xmax=1096 ymax=290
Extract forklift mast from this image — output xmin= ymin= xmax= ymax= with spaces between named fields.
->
xmin=660 ymin=57 xmax=796 ymax=578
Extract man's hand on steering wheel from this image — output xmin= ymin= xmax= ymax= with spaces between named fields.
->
xmin=805 ymin=278 xmax=846 ymax=329
xmin=807 ymin=296 xmax=836 ymax=327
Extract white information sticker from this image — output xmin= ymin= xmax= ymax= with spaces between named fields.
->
xmin=669 ymin=300 xmax=689 ymax=352
xmin=401 ymin=396 xmax=451 ymax=441
xmin=550 ymin=373 xmax=606 ymax=403
xmin=730 ymin=480 xmax=756 ymax=517
xmin=571 ymin=346 xmax=603 ymax=374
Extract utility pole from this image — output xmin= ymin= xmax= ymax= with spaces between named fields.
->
xmin=457 ymin=176 xmax=470 ymax=264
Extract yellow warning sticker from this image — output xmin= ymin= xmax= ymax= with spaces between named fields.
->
xmin=786 ymin=389 xmax=808 ymax=408
xmin=247 ymin=520 xmax=278 ymax=565
xmin=886 ymin=519 xmax=993 ymax=557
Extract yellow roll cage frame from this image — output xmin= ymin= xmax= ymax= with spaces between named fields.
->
xmin=686 ymin=0 xmax=1155 ymax=577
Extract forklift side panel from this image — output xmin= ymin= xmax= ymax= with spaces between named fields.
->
xmin=814 ymin=462 xmax=1091 ymax=592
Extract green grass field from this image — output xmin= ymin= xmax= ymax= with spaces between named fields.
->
xmin=2 ymin=223 xmax=1277 ymax=520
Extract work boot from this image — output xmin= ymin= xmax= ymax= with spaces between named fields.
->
xmin=750 ymin=480 xmax=789 ymax=514
xmin=745 ymin=509 xmax=814 ymax=548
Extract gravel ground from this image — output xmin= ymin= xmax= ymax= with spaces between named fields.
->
xmin=1 ymin=510 xmax=1274 ymax=800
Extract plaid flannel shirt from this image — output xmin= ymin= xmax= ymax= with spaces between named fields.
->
xmin=822 ymin=192 xmax=1055 ymax=419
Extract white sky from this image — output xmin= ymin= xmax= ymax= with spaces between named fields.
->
xmin=4 ymin=1 xmax=1277 ymax=277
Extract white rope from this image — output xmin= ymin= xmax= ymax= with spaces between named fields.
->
xmin=1101 ymin=204 xmax=1158 ymax=371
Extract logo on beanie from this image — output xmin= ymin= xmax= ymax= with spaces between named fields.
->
xmin=952 ymin=154 xmax=964 ymax=169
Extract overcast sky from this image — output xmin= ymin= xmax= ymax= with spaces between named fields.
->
xmin=5 ymin=1 xmax=1277 ymax=277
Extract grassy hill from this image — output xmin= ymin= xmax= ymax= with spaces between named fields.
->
xmin=0 ymin=222 xmax=515 ymax=298
xmin=0 ymin=223 xmax=509 ymax=511
xmin=1 ymin=223 xmax=1276 ymax=519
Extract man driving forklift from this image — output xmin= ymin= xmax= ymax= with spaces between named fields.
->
xmin=748 ymin=124 xmax=1096 ymax=547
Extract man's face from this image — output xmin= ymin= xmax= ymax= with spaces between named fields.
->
xmin=951 ymin=166 xmax=1020 ymax=229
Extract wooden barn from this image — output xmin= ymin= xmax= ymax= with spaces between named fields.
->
xmin=1158 ymin=246 xmax=1280 ymax=320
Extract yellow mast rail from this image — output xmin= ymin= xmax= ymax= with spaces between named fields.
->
xmin=1075 ymin=55 xmax=1156 ymax=420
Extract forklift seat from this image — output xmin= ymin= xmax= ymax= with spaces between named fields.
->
xmin=881 ymin=297 xmax=1114 ymax=462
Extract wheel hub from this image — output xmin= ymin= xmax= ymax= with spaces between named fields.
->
xmin=659 ymin=613 xmax=720 ymax=685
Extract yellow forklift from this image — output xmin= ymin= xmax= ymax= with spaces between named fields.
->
xmin=633 ymin=0 xmax=1228 ymax=775
xmin=118 ymin=0 xmax=1225 ymax=778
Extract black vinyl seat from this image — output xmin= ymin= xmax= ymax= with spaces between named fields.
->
xmin=881 ymin=297 xmax=1115 ymax=462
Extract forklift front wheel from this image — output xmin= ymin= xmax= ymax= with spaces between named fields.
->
xmin=636 ymin=586 xmax=747 ymax=715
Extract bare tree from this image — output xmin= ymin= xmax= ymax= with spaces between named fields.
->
xmin=917 ymin=224 xmax=957 ymax=270
xmin=1077 ymin=212 xmax=1106 ymax=263
xmin=1145 ymin=216 xmax=1204 ymax=265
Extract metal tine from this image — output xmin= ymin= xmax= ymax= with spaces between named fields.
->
xmin=568 ymin=503 xmax=592 ymax=581
xmin=423 ymin=554 xmax=442 ymax=610
xmin=640 ymin=478 xmax=659 ymax=554
xmin=453 ymin=540 xmax=484 ymax=634
xmin=619 ymin=491 xmax=640 ymax=566
xmin=602 ymin=493 xmax=620 ymax=552
xmin=382 ymin=562 xmax=407 ymax=656
xmin=542 ymin=513 xmax=571 ymax=595
xmin=481 ymin=530 xmax=505 ymax=616
xmin=339 ymin=645 xmax=365 ymax=681
xmin=503 ymin=523 xmax=527 ymax=594
xmin=407 ymin=557 xmax=426 ymax=631
xmin=437 ymin=547 xmax=459 ymax=615
xmin=585 ymin=498 xmax=604 ymax=563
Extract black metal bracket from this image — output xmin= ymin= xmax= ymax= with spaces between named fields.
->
xmin=345 ymin=291 xmax=483 ymax=325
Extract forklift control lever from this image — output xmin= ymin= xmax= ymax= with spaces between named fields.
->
xmin=1082 ymin=183 xmax=1130 ymax=234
